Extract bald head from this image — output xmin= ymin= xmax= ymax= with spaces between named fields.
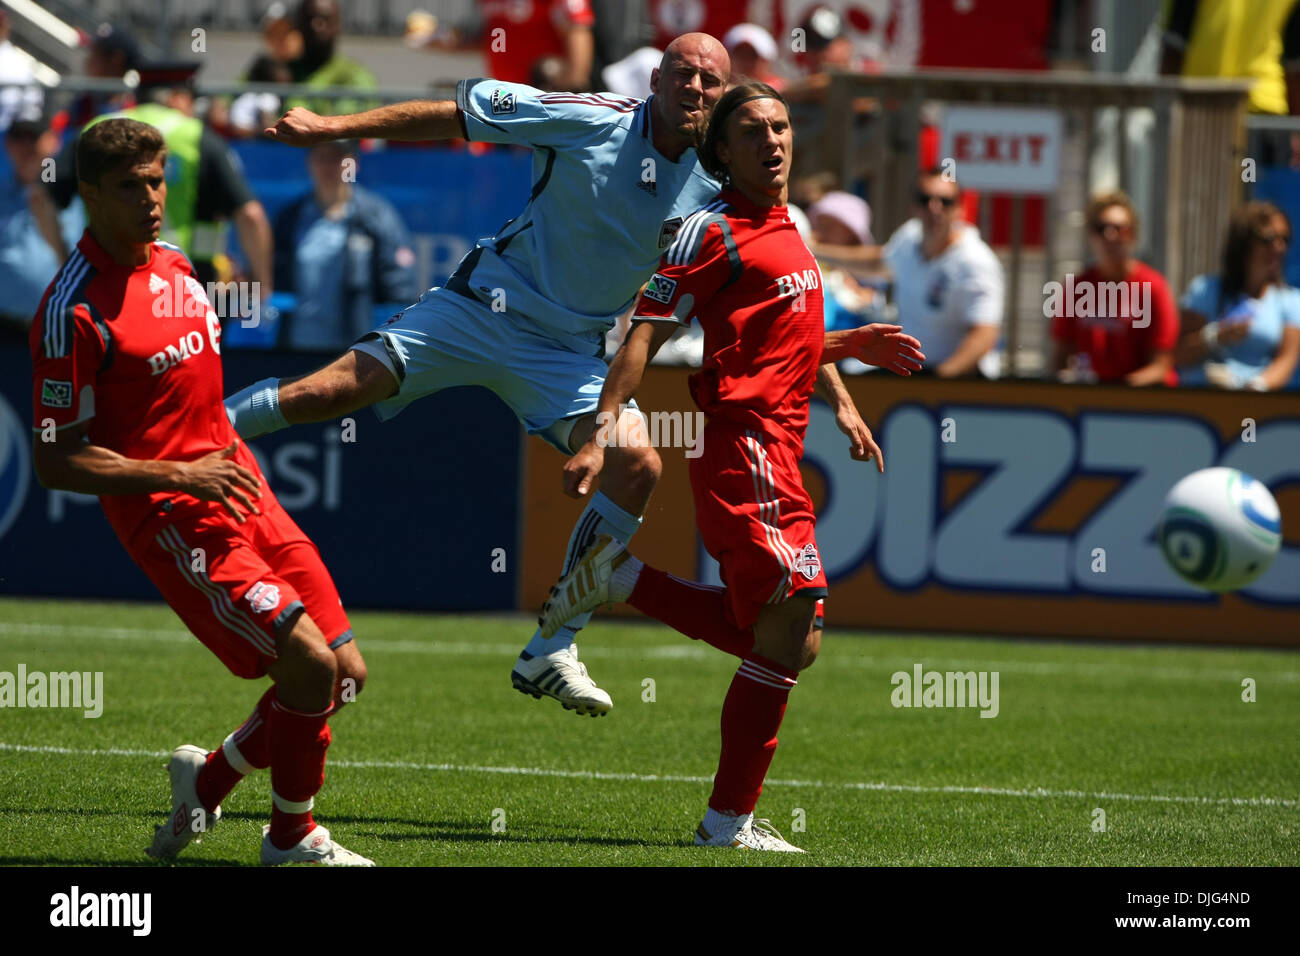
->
xmin=660 ymin=33 xmax=730 ymax=78
xmin=650 ymin=33 xmax=731 ymax=161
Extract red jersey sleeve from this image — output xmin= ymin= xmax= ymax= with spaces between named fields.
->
xmin=633 ymin=215 xmax=739 ymax=325
xmin=30 ymin=298 xmax=106 ymax=433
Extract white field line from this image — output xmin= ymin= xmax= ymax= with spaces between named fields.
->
xmin=1 ymin=621 xmax=1297 ymax=683
xmin=0 ymin=741 xmax=1295 ymax=809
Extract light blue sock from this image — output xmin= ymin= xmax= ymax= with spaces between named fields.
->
xmin=225 ymin=378 xmax=287 ymax=439
xmin=525 ymin=490 xmax=642 ymax=656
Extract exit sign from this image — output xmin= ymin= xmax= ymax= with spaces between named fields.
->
xmin=939 ymin=105 xmax=1063 ymax=194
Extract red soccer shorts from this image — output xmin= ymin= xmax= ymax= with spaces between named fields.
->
xmin=689 ymin=421 xmax=829 ymax=630
xmin=125 ymin=495 xmax=353 ymax=679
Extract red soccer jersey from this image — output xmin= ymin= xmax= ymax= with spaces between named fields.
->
xmin=482 ymin=0 xmax=595 ymax=85
xmin=633 ymin=189 xmax=825 ymax=451
xmin=1050 ymin=261 xmax=1179 ymax=385
xmin=30 ymin=231 xmax=260 ymax=542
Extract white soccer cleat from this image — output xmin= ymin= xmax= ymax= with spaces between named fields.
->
xmin=695 ymin=813 xmax=806 ymax=852
xmin=511 ymin=642 xmax=613 ymax=716
xmin=260 ymin=824 xmax=375 ymax=866
xmin=537 ymin=534 xmax=630 ymax=641
xmin=146 ymin=744 xmax=221 ymax=859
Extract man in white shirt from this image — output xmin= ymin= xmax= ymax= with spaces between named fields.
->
xmin=882 ymin=168 xmax=1004 ymax=377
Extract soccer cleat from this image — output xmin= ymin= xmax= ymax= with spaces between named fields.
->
xmin=511 ymin=643 xmax=613 ymax=717
xmin=537 ymin=534 xmax=630 ymax=640
xmin=694 ymin=813 xmax=806 ymax=852
xmin=261 ymin=824 xmax=375 ymax=866
xmin=146 ymin=744 xmax=221 ymax=859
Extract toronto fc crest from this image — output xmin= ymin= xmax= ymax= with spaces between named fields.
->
xmin=794 ymin=544 xmax=821 ymax=581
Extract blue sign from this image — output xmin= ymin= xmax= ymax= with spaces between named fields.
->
xmin=0 ymin=346 xmax=521 ymax=611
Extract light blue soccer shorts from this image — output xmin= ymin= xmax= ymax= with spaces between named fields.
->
xmin=352 ymin=286 xmax=627 ymax=454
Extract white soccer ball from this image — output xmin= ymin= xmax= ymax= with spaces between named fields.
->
xmin=1156 ymin=467 xmax=1282 ymax=592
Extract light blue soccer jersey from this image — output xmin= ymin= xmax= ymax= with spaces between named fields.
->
xmin=451 ymin=79 xmax=721 ymax=353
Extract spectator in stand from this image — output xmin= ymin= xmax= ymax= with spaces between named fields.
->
xmin=1175 ymin=202 xmax=1300 ymax=391
xmin=59 ymin=23 xmax=141 ymax=132
xmin=273 ymin=141 xmax=418 ymax=351
xmin=226 ymin=55 xmax=294 ymax=138
xmin=0 ymin=109 xmax=84 ymax=341
xmin=481 ymin=0 xmax=595 ymax=91
xmin=211 ymin=4 xmax=303 ymax=138
xmin=286 ymin=0 xmax=378 ymax=116
xmin=46 ymin=63 xmax=274 ymax=292
xmin=722 ymin=23 xmax=785 ymax=90
xmin=808 ymin=191 xmax=878 ymax=335
xmin=0 ymin=9 xmax=42 ymax=134
xmin=882 ymin=167 xmax=1003 ymax=378
xmin=1051 ymin=191 xmax=1178 ymax=386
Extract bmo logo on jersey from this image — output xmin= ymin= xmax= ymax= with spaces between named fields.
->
xmin=775 ymin=269 xmax=819 ymax=298
xmin=147 ymin=312 xmax=222 ymax=375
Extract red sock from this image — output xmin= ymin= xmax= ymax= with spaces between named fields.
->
xmin=709 ymin=654 xmax=798 ymax=815
xmin=268 ymin=698 xmax=333 ymax=849
xmin=195 ymin=686 xmax=276 ymax=811
xmin=628 ymin=566 xmax=754 ymax=657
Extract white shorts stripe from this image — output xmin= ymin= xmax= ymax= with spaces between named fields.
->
xmin=156 ymin=526 xmax=275 ymax=654
xmin=742 ymin=432 xmax=799 ymax=604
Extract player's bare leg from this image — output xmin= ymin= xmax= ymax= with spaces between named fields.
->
xmin=224 ymin=350 xmax=399 ymax=439
xmin=512 ymin=407 xmax=661 ymax=716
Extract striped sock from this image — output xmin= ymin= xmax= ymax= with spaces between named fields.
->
xmin=268 ymin=699 xmax=333 ymax=849
xmin=196 ymin=686 xmax=275 ymax=810
xmin=709 ymin=654 xmax=798 ymax=815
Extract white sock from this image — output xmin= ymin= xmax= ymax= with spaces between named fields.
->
xmin=608 ymin=554 xmax=643 ymax=604
xmin=526 ymin=491 xmax=641 ymax=656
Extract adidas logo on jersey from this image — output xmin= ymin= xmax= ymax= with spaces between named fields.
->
xmin=637 ymin=177 xmax=658 ymax=197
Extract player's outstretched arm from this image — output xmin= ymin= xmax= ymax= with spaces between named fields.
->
xmin=265 ymin=100 xmax=464 ymax=145
xmin=824 ymin=323 xmax=925 ymax=373
xmin=563 ymin=320 xmax=676 ymax=498
xmin=33 ymin=425 xmax=263 ymax=523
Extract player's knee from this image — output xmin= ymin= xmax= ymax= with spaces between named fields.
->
xmin=620 ymin=442 xmax=662 ymax=495
xmin=798 ymin=629 xmax=821 ymax=671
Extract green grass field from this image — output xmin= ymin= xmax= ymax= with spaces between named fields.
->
xmin=0 ymin=597 xmax=1296 ymax=866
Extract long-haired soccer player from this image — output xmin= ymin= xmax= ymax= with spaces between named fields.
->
xmin=30 ymin=119 xmax=371 ymax=864
xmin=538 ymin=83 xmax=924 ymax=850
